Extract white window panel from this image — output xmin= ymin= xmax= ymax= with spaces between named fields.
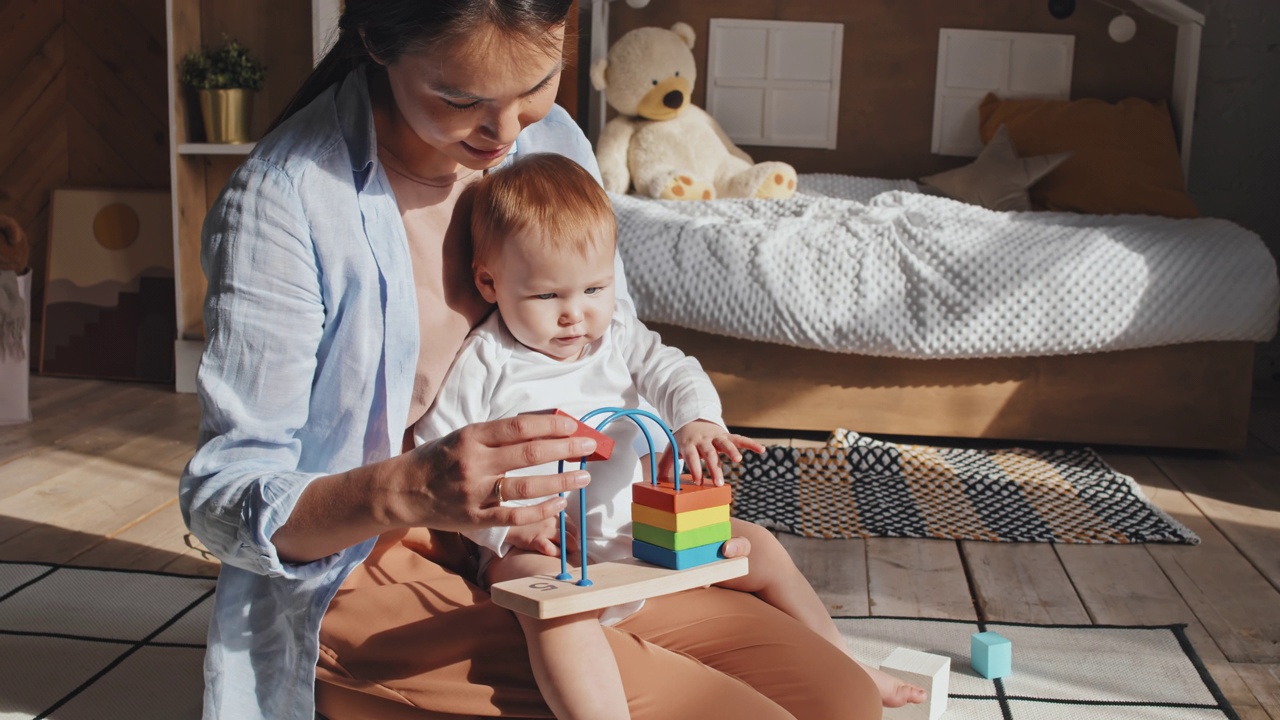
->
xmin=707 ymin=19 xmax=843 ymax=149
xmin=770 ymin=27 xmax=837 ymax=82
xmin=932 ymin=29 xmax=1074 ymax=156
xmin=711 ymin=26 xmax=769 ymax=80
xmin=769 ymin=88 xmax=832 ymax=145
xmin=936 ymin=95 xmax=985 ymax=158
xmin=713 ymin=87 xmax=767 ymax=141
xmin=943 ymin=37 xmax=1010 ymax=90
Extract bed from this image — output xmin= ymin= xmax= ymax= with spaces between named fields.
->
xmin=613 ymin=175 xmax=1279 ymax=450
xmin=588 ymin=2 xmax=1278 ymax=450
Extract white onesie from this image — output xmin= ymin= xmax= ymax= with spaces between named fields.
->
xmin=413 ymin=307 xmax=724 ymax=617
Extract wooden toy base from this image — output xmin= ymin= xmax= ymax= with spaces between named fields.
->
xmin=490 ymin=556 xmax=749 ymax=619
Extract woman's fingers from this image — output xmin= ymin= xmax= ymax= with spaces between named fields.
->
xmin=473 ymin=414 xmax=598 ymax=476
xmin=407 ymin=416 xmax=599 ymax=534
xmin=462 ymin=414 xmax=596 ymax=499
xmin=496 ymin=470 xmax=591 ymax=505
xmin=497 ymin=495 xmax=570 ymax=529
xmin=480 ymin=412 xmax=577 ymax=445
xmin=493 ymin=434 xmax=598 ymax=477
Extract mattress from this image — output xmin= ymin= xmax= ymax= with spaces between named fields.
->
xmin=614 ymin=175 xmax=1280 ymax=359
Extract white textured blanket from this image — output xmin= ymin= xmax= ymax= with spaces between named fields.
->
xmin=614 ymin=176 xmax=1279 ymax=359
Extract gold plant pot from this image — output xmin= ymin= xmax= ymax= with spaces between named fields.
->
xmin=198 ymin=89 xmax=254 ymax=144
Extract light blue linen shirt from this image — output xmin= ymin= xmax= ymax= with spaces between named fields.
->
xmin=179 ymin=64 xmax=619 ymax=720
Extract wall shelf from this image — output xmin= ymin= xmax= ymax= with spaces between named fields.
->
xmin=177 ymin=142 xmax=257 ymax=155
xmin=166 ymin=0 xmax=331 ymax=392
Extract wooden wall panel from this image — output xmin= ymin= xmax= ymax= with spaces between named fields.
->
xmin=64 ymin=30 xmax=168 ymax=184
xmin=0 ymin=0 xmax=168 ymax=369
xmin=0 ymin=0 xmax=65 ymax=370
xmin=0 ymin=0 xmax=62 ymax=96
xmin=65 ymin=0 xmax=168 ymax=127
xmin=200 ymin=0 xmax=313 ymax=141
xmin=609 ymin=0 xmax=1178 ymax=180
xmin=556 ymin=0 xmax=580 ymax=119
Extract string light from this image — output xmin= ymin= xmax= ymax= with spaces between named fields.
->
xmin=1109 ymin=14 xmax=1137 ymax=42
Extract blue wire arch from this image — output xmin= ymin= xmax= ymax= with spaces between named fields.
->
xmin=554 ymin=407 xmax=682 ymax=586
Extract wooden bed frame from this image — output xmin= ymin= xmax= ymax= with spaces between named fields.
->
xmin=650 ymin=324 xmax=1254 ymax=451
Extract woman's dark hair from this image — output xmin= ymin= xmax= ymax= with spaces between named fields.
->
xmin=269 ymin=0 xmax=573 ymax=131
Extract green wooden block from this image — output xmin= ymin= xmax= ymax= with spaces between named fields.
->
xmin=633 ymin=521 xmax=731 ymax=551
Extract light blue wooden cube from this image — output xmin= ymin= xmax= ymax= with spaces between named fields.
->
xmin=971 ymin=631 xmax=1011 ymax=679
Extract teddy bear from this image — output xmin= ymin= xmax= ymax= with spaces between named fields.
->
xmin=590 ymin=22 xmax=798 ymax=201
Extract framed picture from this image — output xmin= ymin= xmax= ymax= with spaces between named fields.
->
xmin=40 ymin=189 xmax=175 ymax=383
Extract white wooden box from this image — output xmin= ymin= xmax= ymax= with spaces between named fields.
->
xmin=880 ymin=647 xmax=950 ymax=720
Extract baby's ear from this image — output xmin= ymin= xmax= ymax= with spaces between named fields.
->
xmin=474 ymin=266 xmax=499 ymax=304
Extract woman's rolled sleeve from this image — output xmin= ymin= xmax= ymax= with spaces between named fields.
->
xmin=180 ymin=158 xmax=338 ymax=581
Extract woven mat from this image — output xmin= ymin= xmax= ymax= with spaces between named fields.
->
xmin=839 ymin=616 xmax=1239 ymax=719
xmin=0 ymin=562 xmax=212 ymax=719
xmin=725 ymin=430 xmax=1198 ymax=543
xmin=0 ymin=561 xmax=1238 ymax=719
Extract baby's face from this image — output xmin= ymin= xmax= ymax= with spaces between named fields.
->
xmin=476 ymin=232 xmax=616 ymax=361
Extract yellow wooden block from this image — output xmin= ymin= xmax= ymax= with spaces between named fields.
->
xmin=632 ymin=503 xmax=729 ymax=532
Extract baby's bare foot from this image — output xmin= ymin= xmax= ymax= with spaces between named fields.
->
xmin=858 ymin=661 xmax=927 ymax=708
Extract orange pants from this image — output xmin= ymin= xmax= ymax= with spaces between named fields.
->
xmin=316 ymin=528 xmax=881 ymax=720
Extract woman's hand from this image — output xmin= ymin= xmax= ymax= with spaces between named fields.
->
xmin=273 ymin=413 xmax=595 ymax=564
xmin=394 ymin=412 xmax=597 ymax=533
xmin=659 ymin=420 xmax=765 ymax=486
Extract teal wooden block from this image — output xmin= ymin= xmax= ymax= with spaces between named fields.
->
xmin=971 ymin=631 xmax=1011 ymax=679
xmin=631 ymin=539 xmax=724 ymax=570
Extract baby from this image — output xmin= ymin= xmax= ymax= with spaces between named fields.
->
xmin=415 ymin=153 xmax=924 ymax=719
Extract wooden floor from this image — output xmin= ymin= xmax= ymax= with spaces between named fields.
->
xmin=2 ymin=376 xmax=1278 ymax=717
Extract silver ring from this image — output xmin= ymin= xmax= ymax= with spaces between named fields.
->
xmin=494 ymin=476 xmax=505 ymax=504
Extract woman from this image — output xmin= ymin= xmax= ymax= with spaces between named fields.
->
xmin=179 ymin=2 xmax=883 ymax=719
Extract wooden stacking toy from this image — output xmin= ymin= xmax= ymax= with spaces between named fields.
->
xmin=631 ymin=477 xmax=733 ymax=570
xmin=490 ymin=407 xmax=747 ymax=619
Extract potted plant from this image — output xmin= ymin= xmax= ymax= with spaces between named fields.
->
xmin=179 ymin=36 xmax=266 ymax=144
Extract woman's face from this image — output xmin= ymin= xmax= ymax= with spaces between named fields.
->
xmin=382 ymin=24 xmax=566 ymax=170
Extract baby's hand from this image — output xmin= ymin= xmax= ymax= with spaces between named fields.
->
xmin=505 ymin=516 xmax=563 ymax=557
xmin=666 ymin=420 xmax=765 ymax=486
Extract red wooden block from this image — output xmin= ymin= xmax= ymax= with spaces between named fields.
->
xmin=632 ymin=477 xmax=732 ymax=514
xmin=523 ymin=409 xmax=614 ymax=461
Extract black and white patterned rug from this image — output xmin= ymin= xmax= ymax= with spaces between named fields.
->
xmin=0 ymin=561 xmax=1238 ymax=719
xmin=0 ymin=562 xmax=212 ymax=719
xmin=725 ymin=430 xmax=1198 ymax=543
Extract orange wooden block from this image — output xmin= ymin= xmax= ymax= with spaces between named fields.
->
xmin=522 ymin=409 xmax=614 ymax=461
xmin=631 ymin=477 xmax=732 ymax=514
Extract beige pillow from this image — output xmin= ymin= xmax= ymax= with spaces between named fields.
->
xmin=978 ymin=94 xmax=1199 ymax=218
xmin=920 ymin=126 xmax=1071 ymax=212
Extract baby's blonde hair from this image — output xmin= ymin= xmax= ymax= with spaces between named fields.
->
xmin=469 ymin=153 xmax=617 ymax=267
